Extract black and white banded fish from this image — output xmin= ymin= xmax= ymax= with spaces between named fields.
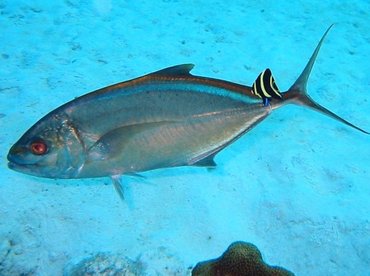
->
xmin=251 ymin=68 xmax=283 ymax=106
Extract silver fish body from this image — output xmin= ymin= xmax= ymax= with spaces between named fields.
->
xmin=8 ymin=64 xmax=271 ymax=179
xmin=64 ymin=71 xmax=270 ymax=178
xmin=7 ymin=26 xmax=368 ymax=198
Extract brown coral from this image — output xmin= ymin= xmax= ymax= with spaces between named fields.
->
xmin=192 ymin=241 xmax=294 ymax=276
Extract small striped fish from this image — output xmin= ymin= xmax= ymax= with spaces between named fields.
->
xmin=251 ymin=68 xmax=283 ymax=106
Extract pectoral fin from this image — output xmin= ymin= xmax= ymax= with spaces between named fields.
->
xmin=87 ymin=121 xmax=176 ymax=162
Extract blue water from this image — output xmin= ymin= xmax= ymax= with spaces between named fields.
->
xmin=1 ymin=1 xmax=370 ymax=275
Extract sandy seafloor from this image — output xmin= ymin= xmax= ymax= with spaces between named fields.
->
xmin=1 ymin=0 xmax=370 ymax=275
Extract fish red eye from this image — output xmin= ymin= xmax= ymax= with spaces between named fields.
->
xmin=30 ymin=141 xmax=47 ymax=155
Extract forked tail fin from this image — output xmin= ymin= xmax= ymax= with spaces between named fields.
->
xmin=283 ymin=25 xmax=369 ymax=134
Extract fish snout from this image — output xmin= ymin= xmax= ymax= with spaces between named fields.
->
xmin=7 ymin=146 xmax=28 ymax=173
xmin=7 ymin=144 xmax=46 ymax=176
xmin=7 ymin=145 xmax=21 ymax=163
xmin=7 ymin=144 xmax=34 ymax=166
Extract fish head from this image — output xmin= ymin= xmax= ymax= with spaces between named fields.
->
xmin=7 ymin=111 xmax=85 ymax=179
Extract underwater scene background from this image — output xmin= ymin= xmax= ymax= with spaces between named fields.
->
xmin=1 ymin=0 xmax=370 ymax=275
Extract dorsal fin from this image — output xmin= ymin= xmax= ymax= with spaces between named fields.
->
xmin=152 ymin=64 xmax=195 ymax=77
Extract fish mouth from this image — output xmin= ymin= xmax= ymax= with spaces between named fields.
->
xmin=7 ymin=149 xmax=36 ymax=166
xmin=8 ymin=161 xmax=49 ymax=178
xmin=7 ymin=160 xmax=32 ymax=173
xmin=7 ymin=153 xmax=38 ymax=174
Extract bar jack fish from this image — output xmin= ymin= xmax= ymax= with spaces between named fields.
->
xmin=7 ymin=26 xmax=369 ymax=200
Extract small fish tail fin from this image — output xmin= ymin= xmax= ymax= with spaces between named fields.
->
xmin=284 ymin=25 xmax=369 ymax=134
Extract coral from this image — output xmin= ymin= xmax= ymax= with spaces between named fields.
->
xmin=0 ymin=238 xmax=36 ymax=275
xmin=64 ymin=247 xmax=191 ymax=276
xmin=63 ymin=253 xmax=143 ymax=276
xmin=138 ymin=246 xmax=190 ymax=275
xmin=192 ymin=241 xmax=294 ymax=276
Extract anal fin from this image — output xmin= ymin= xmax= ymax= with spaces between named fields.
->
xmin=193 ymin=155 xmax=217 ymax=168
